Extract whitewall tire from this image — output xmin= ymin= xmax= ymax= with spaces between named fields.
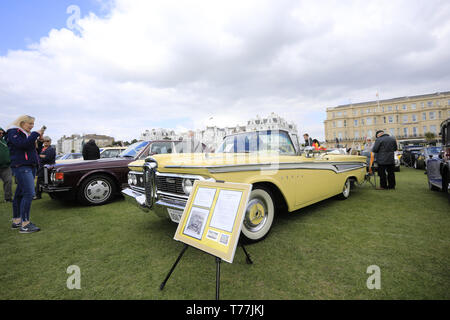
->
xmin=241 ymin=187 xmax=275 ymax=242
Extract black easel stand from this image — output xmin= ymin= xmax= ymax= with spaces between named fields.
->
xmin=215 ymin=243 xmax=253 ymax=300
xmin=215 ymin=257 xmax=221 ymax=300
xmin=160 ymin=242 xmax=253 ymax=300
xmin=160 ymin=244 xmax=189 ymax=291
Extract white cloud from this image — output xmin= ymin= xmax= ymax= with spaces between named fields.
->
xmin=1 ymin=0 xmax=449 ymax=143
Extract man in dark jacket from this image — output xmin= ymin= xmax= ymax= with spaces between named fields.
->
xmin=35 ymin=136 xmax=56 ymax=199
xmin=372 ymin=130 xmax=398 ymax=190
xmin=303 ymin=133 xmax=313 ymax=147
xmin=82 ymin=139 xmax=100 ymax=160
xmin=0 ymin=127 xmax=12 ymax=202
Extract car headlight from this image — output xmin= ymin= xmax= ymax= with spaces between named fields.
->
xmin=128 ymin=173 xmax=137 ymax=185
xmin=182 ymin=178 xmax=194 ymax=195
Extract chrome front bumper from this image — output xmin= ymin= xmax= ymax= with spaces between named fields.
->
xmin=122 ymin=187 xmax=187 ymax=222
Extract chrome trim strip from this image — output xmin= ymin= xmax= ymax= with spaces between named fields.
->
xmin=44 ymin=166 xmax=49 ymax=184
xmin=164 ymin=162 xmax=366 ymax=174
xmin=155 ymin=171 xmax=208 ymax=180
xmin=157 ymin=190 xmax=189 ymax=200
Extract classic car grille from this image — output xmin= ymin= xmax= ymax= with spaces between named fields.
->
xmin=156 ymin=175 xmax=185 ymax=195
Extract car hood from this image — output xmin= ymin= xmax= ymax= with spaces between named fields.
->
xmin=51 ymin=157 xmax=132 ymax=171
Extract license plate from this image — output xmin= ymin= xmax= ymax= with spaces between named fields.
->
xmin=167 ymin=208 xmax=183 ymax=223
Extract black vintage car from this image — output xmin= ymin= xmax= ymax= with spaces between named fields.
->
xmin=427 ymin=118 xmax=450 ymax=194
xmin=42 ymin=140 xmax=207 ymax=205
xmin=400 ymin=145 xmax=424 ymax=168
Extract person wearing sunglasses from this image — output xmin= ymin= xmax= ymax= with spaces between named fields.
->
xmin=6 ymin=115 xmax=45 ymax=233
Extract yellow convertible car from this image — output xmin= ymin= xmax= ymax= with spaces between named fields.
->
xmin=122 ymin=130 xmax=367 ymax=242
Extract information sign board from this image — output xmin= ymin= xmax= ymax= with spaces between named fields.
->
xmin=174 ymin=180 xmax=252 ymax=263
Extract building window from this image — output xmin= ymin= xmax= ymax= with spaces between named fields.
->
xmin=381 ymin=106 xmax=385 ymax=112
xmin=412 ymin=114 xmax=417 ymax=122
xmin=388 ymin=115 xmax=394 ymax=123
xmin=333 ymin=121 xmax=336 ymax=128
xmin=354 ymin=131 xmax=359 ymax=139
xmin=402 ymin=104 xmax=407 ymax=110
xmin=337 ymin=120 xmax=343 ymax=128
xmin=422 ymin=112 xmax=426 ymax=121
xmin=412 ymin=127 xmax=418 ymax=136
xmin=430 ymin=125 xmax=437 ymax=134
xmin=402 ymin=115 xmax=408 ymax=123
xmin=388 ymin=106 xmax=392 ymax=111
xmin=411 ymin=103 xmax=416 ymax=110
xmin=403 ymin=127 xmax=408 ymax=136
xmin=423 ymin=126 xmax=427 ymax=134
xmin=389 ymin=128 xmax=395 ymax=136
xmin=367 ymin=130 xmax=373 ymax=138
xmin=421 ymin=102 xmax=425 ymax=108
xmin=344 ymin=120 xmax=347 ymax=127
xmin=427 ymin=101 xmax=433 ymax=107
xmin=354 ymin=119 xmax=358 ymax=127
xmin=366 ymin=117 xmax=372 ymax=125
xmin=383 ymin=116 xmax=386 ymax=124
xmin=429 ymin=112 xmax=435 ymax=120
xmin=438 ymin=111 xmax=442 ymax=119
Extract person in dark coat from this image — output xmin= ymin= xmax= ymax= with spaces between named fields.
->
xmin=6 ymin=115 xmax=45 ymax=233
xmin=372 ymin=130 xmax=398 ymax=190
xmin=0 ymin=127 xmax=13 ymax=202
xmin=303 ymin=133 xmax=313 ymax=147
xmin=82 ymin=139 xmax=100 ymax=160
xmin=34 ymin=136 xmax=56 ymax=199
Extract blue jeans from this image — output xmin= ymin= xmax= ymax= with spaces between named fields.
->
xmin=11 ymin=166 xmax=36 ymax=222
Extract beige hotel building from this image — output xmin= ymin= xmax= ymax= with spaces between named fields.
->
xmin=324 ymin=91 xmax=450 ymax=148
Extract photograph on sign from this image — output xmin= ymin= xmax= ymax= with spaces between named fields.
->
xmin=206 ymin=229 xmax=220 ymax=241
xmin=193 ymin=187 xmax=217 ymax=208
xmin=209 ymin=189 xmax=243 ymax=233
xmin=183 ymin=206 xmax=209 ymax=240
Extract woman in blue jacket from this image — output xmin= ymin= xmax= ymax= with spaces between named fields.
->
xmin=6 ymin=115 xmax=45 ymax=233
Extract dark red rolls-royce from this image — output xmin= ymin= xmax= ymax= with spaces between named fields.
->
xmin=42 ymin=140 xmax=207 ymax=205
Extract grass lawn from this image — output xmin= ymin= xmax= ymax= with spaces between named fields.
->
xmin=0 ymin=167 xmax=449 ymax=300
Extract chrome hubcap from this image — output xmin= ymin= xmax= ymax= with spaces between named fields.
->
xmin=85 ymin=180 xmax=111 ymax=203
xmin=244 ymin=197 xmax=268 ymax=232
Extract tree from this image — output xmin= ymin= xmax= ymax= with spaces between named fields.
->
xmin=424 ymin=132 xmax=436 ymax=143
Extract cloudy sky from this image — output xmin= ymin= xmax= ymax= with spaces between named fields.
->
xmin=1 ymin=0 xmax=449 ymax=143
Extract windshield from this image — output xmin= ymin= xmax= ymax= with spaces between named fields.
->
xmin=119 ymin=141 xmax=149 ymax=158
xmin=216 ymin=130 xmax=296 ymax=155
